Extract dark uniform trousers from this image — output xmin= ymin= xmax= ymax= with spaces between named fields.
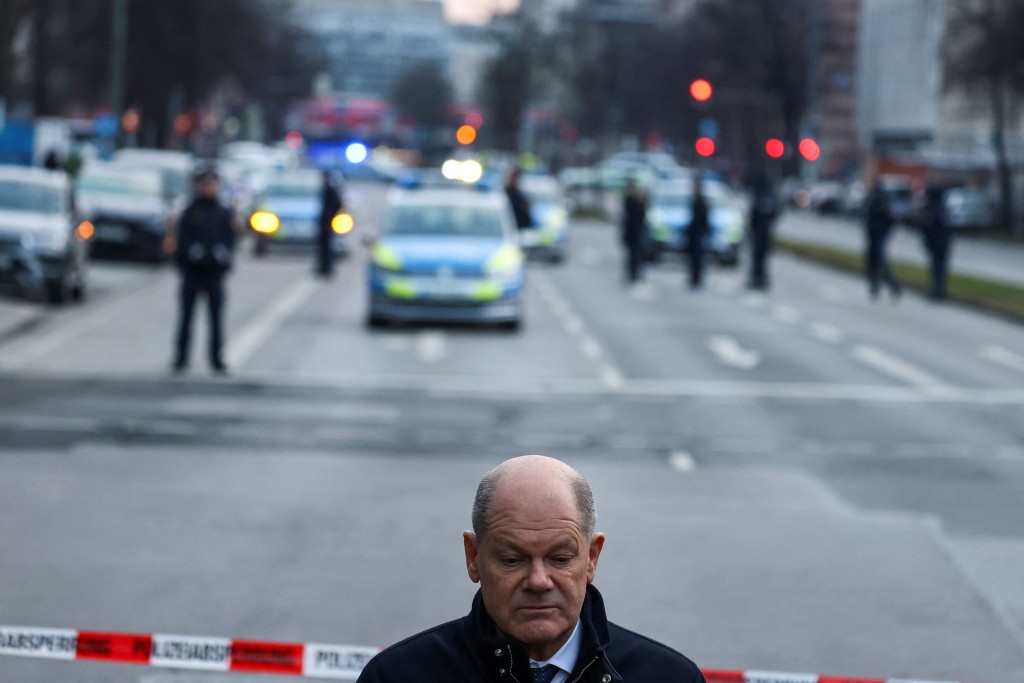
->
xmin=175 ymin=269 xmax=226 ymax=368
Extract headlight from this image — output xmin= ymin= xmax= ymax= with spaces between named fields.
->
xmin=372 ymin=243 xmax=404 ymax=272
xmin=250 ymin=211 xmax=280 ymax=234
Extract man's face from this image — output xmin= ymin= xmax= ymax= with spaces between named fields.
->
xmin=464 ymin=487 xmax=604 ymax=661
xmin=197 ymin=177 xmax=219 ymax=199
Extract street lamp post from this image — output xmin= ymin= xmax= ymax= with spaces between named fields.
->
xmin=109 ymin=0 xmax=128 ymax=138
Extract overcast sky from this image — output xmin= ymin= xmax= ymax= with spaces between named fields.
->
xmin=442 ymin=0 xmax=518 ymax=24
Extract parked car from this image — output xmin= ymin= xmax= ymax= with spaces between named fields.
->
xmin=365 ymin=184 xmax=525 ymax=330
xmin=0 ymin=165 xmax=89 ymax=303
xmin=113 ymin=148 xmax=194 ymax=212
xmin=517 ymin=174 xmax=570 ymax=263
xmin=943 ymin=187 xmax=995 ymax=231
xmin=808 ymin=180 xmax=845 ymax=213
xmin=645 ymin=178 xmax=744 ymax=266
xmin=249 ymin=168 xmax=350 ymax=258
xmin=76 ymin=162 xmax=173 ymax=262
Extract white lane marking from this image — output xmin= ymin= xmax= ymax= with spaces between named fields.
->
xmin=227 ymin=278 xmax=319 ymax=368
xmin=563 ymin=314 xmax=584 ymax=335
xmin=808 ymin=321 xmax=846 ymax=344
xmin=852 ymin=345 xmax=951 ymax=394
xmin=599 ymin=364 xmax=624 ymax=389
xmin=415 ymin=330 xmax=447 ymax=364
xmin=707 ymin=335 xmax=761 ymax=370
xmin=166 ymin=398 xmax=401 ymax=422
xmin=11 ymin=366 xmax=1024 ymax=404
xmin=580 ymin=336 xmax=604 ymax=361
xmin=669 ymin=450 xmax=697 ymax=472
xmin=0 ymin=276 xmax=168 ymax=369
xmin=772 ymin=304 xmax=803 ymax=324
xmin=981 ymin=345 xmax=1024 ymax=372
xmin=533 ymin=268 xmax=628 ymax=390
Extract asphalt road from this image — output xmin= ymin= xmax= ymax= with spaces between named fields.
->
xmin=1 ymin=182 xmax=1023 ymax=683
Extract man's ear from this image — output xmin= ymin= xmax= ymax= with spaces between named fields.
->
xmin=586 ymin=533 xmax=606 ymax=584
xmin=464 ymin=531 xmax=481 ymax=583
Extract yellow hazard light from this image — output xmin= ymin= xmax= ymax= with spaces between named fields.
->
xmin=250 ymin=211 xmax=280 ymax=234
xmin=75 ymin=221 xmax=95 ymax=241
xmin=332 ymin=213 xmax=354 ymax=235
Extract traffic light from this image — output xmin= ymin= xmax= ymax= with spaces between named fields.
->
xmin=695 ymin=137 xmax=716 ymax=157
xmin=690 ymin=79 xmax=713 ymax=103
xmin=765 ymin=138 xmax=785 ymax=159
xmin=798 ymin=138 xmax=820 ymax=162
xmin=456 ymin=125 xmax=477 ymax=145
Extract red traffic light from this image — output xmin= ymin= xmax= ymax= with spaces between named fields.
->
xmin=695 ymin=137 xmax=716 ymax=157
xmin=765 ymin=138 xmax=785 ymax=159
xmin=799 ymin=138 xmax=820 ymax=161
xmin=690 ymin=79 xmax=713 ymax=103
xmin=464 ymin=111 xmax=483 ymax=129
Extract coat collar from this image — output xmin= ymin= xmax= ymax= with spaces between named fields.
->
xmin=460 ymin=584 xmax=617 ymax=683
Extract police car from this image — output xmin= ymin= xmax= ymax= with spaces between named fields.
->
xmin=517 ymin=174 xmax=570 ymax=263
xmin=249 ymin=168 xmax=351 ymax=257
xmin=645 ymin=178 xmax=744 ymax=266
xmin=365 ymin=174 xmax=525 ymax=330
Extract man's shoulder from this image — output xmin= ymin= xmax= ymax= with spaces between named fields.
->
xmin=607 ymin=622 xmax=705 ymax=681
xmin=357 ymin=617 xmax=468 ymax=680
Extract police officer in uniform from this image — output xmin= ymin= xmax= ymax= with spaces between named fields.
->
xmin=685 ymin=177 xmax=711 ymax=290
xmin=317 ymin=170 xmax=343 ymax=277
xmin=172 ymin=168 xmax=236 ymax=375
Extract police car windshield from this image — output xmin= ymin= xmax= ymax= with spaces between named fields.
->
xmin=0 ymin=181 xmax=64 ymax=213
xmin=78 ymin=170 xmax=163 ymax=198
xmin=264 ymin=181 xmax=318 ymax=197
xmin=385 ymin=204 xmax=504 ymax=238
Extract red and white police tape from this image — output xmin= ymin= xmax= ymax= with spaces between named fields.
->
xmin=1 ymin=625 xmax=974 ymax=683
xmin=0 ymin=625 xmax=379 ymax=680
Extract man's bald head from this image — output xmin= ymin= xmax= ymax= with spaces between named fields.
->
xmin=471 ymin=455 xmax=596 ymax=540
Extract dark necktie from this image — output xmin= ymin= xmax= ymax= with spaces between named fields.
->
xmin=531 ymin=664 xmax=560 ymax=683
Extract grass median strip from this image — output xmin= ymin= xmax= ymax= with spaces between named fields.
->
xmin=775 ymin=237 xmax=1024 ymax=321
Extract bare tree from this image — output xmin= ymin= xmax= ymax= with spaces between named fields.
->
xmin=944 ymin=0 xmax=1024 ymax=235
xmin=2 ymin=0 xmax=324 ymax=144
xmin=392 ymin=59 xmax=454 ymax=132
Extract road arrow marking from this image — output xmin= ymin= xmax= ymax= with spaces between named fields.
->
xmin=707 ymin=335 xmax=761 ymax=370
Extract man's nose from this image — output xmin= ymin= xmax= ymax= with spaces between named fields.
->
xmin=524 ymin=560 xmax=554 ymax=591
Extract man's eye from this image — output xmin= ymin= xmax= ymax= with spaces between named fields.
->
xmin=500 ymin=557 xmax=521 ymax=567
xmin=552 ymin=556 xmax=573 ymax=565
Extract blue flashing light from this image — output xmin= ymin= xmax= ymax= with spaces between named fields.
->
xmin=345 ymin=142 xmax=369 ymax=164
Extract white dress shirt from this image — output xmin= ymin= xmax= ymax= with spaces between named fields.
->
xmin=528 ymin=620 xmax=582 ymax=683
